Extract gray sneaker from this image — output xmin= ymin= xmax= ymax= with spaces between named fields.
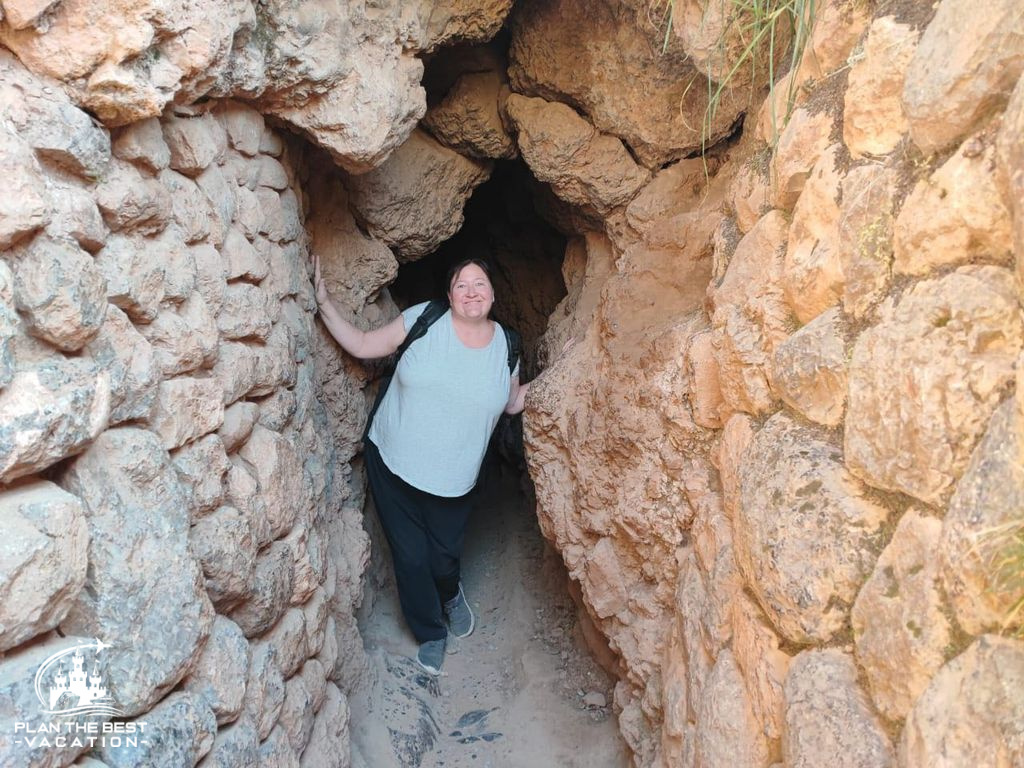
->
xmin=416 ymin=637 xmax=446 ymax=676
xmin=444 ymin=583 xmax=475 ymax=638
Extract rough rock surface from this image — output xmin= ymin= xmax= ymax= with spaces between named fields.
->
xmin=423 ymin=69 xmax=515 ymax=159
xmin=345 ymin=129 xmax=492 ymax=260
xmin=736 ymin=413 xmax=890 ymax=644
xmin=771 ymin=308 xmax=847 ymax=427
xmin=845 ymin=266 xmax=1022 ymax=505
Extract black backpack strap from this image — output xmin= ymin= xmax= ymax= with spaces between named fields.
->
xmin=502 ymin=325 xmax=522 ymax=376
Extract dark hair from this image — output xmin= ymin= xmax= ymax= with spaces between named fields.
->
xmin=445 ymin=258 xmax=493 ymax=293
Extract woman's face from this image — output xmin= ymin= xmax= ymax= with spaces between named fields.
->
xmin=448 ymin=263 xmax=494 ymax=322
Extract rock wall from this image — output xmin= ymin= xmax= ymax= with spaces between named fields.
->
xmin=0 ymin=43 xmax=372 ymax=768
xmin=518 ymin=0 xmax=1024 ymax=766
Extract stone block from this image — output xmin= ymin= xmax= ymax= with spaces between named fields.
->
xmin=159 ymin=168 xmax=214 ymax=244
xmin=95 ymin=161 xmax=171 ymax=235
xmin=45 ymin=180 xmax=108 ymax=253
xmin=423 ymin=69 xmax=515 ymax=159
xmin=13 ymin=235 xmax=107 ymax=351
xmin=112 ymin=118 xmax=171 ymax=173
xmin=198 ymin=717 xmax=259 ymax=768
xmin=218 ymin=283 xmax=273 ymax=341
xmin=59 ymin=427 xmax=215 ymax=715
xmin=218 ymin=401 xmax=260 ymax=452
xmin=279 ymin=675 xmax=314 ymax=754
xmin=185 ymin=616 xmax=250 ymax=725
xmin=0 ymin=482 xmax=88 ymax=653
xmin=263 ymin=608 xmax=307 ymax=679
xmin=96 ymin=691 xmax=217 ymax=768
xmin=218 ymin=101 xmax=264 ymax=157
xmin=259 ymin=725 xmax=299 ymax=768
xmin=223 ymin=226 xmax=269 ymax=282
xmin=783 ymin=650 xmax=894 ymax=768
xmin=94 ymin=234 xmax=165 ymax=323
xmin=845 ymin=266 xmax=1022 ymax=505
xmin=852 ymin=508 xmax=951 ymax=721
xmin=837 ymin=165 xmax=897 ymax=319
xmin=224 ymin=459 xmax=272 ymax=551
xmin=0 ymin=358 xmax=110 ymax=483
xmin=0 ymin=122 xmax=49 ymax=249
xmin=244 ymin=643 xmax=286 ymax=741
xmin=192 ymin=243 xmax=228 ymax=315
xmin=83 ymin=304 xmax=159 ymax=425
xmin=238 ymin=425 xmax=303 ymax=541
xmin=191 ymin=505 xmax=257 ymax=610
xmin=172 ymin=434 xmax=230 ymax=518
xmin=771 ymin=308 xmax=847 ymax=427
xmin=163 ymin=113 xmax=227 ymax=177
xmin=737 ymin=413 xmax=890 ymax=644
xmin=694 ymin=650 xmax=770 ymax=768
xmin=147 ymin=377 xmax=225 ymax=450
xmin=227 ymin=541 xmax=294 ymax=638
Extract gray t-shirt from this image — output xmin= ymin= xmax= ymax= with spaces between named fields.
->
xmin=367 ymin=302 xmax=518 ymax=497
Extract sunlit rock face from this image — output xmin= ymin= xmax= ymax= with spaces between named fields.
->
xmin=4 ymin=0 xmax=1024 ymax=766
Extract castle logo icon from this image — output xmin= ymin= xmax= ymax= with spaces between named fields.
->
xmin=34 ymin=639 xmax=124 ymax=718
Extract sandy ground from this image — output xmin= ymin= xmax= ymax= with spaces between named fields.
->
xmin=350 ymin=462 xmax=630 ymax=768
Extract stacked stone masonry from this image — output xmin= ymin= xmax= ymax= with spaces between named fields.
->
xmin=3 ymin=0 xmax=1024 ymax=766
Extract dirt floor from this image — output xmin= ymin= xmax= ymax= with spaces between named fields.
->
xmin=350 ymin=461 xmax=630 ymax=768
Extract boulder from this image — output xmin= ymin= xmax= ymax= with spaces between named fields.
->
xmin=83 ymin=305 xmax=159 ymax=425
xmin=783 ymin=650 xmax=894 ymax=768
xmin=423 ymin=69 xmax=516 ymax=159
xmin=59 ymin=427 xmax=215 ymax=716
xmin=191 ymin=506 xmax=257 ymax=610
xmin=902 ymin=0 xmax=1024 ymax=152
xmin=505 ymin=94 xmax=649 ymax=216
xmin=96 ymin=691 xmax=217 ymax=768
xmin=172 ymin=434 xmax=231 ymax=519
xmin=845 ymin=266 xmax=1022 ymax=505
xmin=771 ymin=307 xmax=847 ymax=427
xmin=345 ymin=128 xmax=491 ymax=261
xmin=736 ymin=413 xmax=891 ymax=644
xmin=146 ymin=377 xmax=226 ymax=451
xmin=184 ymin=616 xmax=251 ymax=725
xmin=0 ymin=482 xmax=88 ymax=653
xmin=901 ymin=635 xmax=1024 ymax=767
xmin=836 ymin=164 xmax=897 ymax=319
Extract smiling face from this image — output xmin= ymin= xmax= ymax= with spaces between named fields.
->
xmin=448 ymin=262 xmax=495 ymax=322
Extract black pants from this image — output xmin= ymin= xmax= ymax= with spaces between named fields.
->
xmin=364 ymin=439 xmax=473 ymax=643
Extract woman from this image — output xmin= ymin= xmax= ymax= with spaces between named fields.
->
xmin=314 ymin=255 xmax=529 ymax=675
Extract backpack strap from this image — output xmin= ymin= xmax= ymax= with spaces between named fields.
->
xmin=502 ymin=325 xmax=522 ymax=376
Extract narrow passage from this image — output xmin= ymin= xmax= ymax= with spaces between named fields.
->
xmin=351 ymin=457 xmax=629 ymax=768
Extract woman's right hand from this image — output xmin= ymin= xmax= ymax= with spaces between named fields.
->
xmin=313 ymin=253 xmax=331 ymax=309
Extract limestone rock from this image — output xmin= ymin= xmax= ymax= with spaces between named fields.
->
xmin=97 ymin=691 xmax=217 ymax=768
xmin=302 ymin=588 xmax=329 ymax=658
xmin=258 ymin=389 xmax=297 ymax=433
xmin=59 ymin=427 xmax=215 ymax=715
xmin=193 ymin=243 xmax=228 ymax=315
xmin=259 ymin=725 xmax=299 ymax=768
xmin=837 ymin=164 xmax=897 ymax=319
xmin=12 ymin=235 xmax=107 ymax=351
xmin=263 ymin=608 xmax=307 ymax=679
xmin=218 ymin=283 xmax=273 ymax=341
xmin=94 ymin=234 xmax=165 ymax=323
xmin=844 ymin=266 xmax=1022 ymax=505
xmin=147 ymin=377 xmax=226 ymax=451
xmin=893 ymin=130 xmax=1013 ymax=276
xmin=345 ymin=128 xmax=491 ymax=260
xmin=199 ymin=717 xmax=259 ymax=768
xmin=95 ymin=161 xmax=172 ymax=235
xmin=160 ymin=169 xmax=214 ymax=244
xmin=279 ymin=675 xmax=315 ymax=754
xmin=729 ymin=158 xmax=772 ymax=235
xmin=0 ymin=482 xmax=88 ymax=653
xmin=209 ymin=341 xmax=258 ymax=406
xmin=506 ymin=94 xmax=649 ymax=216
xmin=173 ymin=434 xmax=231 ymax=518
xmin=413 ymin=0 xmax=513 ymax=51
xmin=685 ymin=330 xmax=723 ymax=429
xmin=185 ymin=616 xmax=251 ymax=725
xmin=140 ymin=293 xmax=219 ymax=376
xmin=298 ymin=684 xmax=349 ymax=768
xmin=996 ymin=74 xmax=1024 ymax=269
xmin=902 ymin=0 xmax=1024 ymax=153
xmin=0 ymin=266 xmax=17 ymax=389
xmin=238 ymin=425 xmax=304 ymax=541
xmin=218 ymin=101 xmax=264 ymax=157
xmin=781 ymin=144 xmax=843 ymax=323
xmin=940 ymin=400 xmax=1024 ymax=635
xmin=783 ymin=650 xmax=894 ymax=768
xmin=223 ymin=227 xmax=270 ymax=282
xmin=1 ymin=0 xmax=57 ymax=30
xmin=772 ymin=107 xmax=835 ymax=210
xmin=255 ymin=187 xmax=302 ymax=245
xmin=710 ymin=210 xmax=791 ymax=415
xmin=771 ymin=307 xmax=847 ymax=427
xmin=852 ymin=508 xmax=951 ymax=721
xmin=299 ymin=659 xmax=326 ymax=715
xmin=508 ymin=0 xmax=749 ymax=167
xmin=219 ymin=401 xmax=260 ymax=452
xmin=0 ymin=121 xmax=49 ymax=249
xmin=225 ymin=458 xmax=272 ymax=551
xmin=245 ymin=643 xmax=286 ymax=740
xmin=228 ymin=541 xmax=294 ymax=638
xmin=423 ymin=69 xmax=515 ymax=159
xmin=83 ymin=305 xmax=159 ymax=425
xmin=163 ymin=113 xmax=226 ymax=177
xmin=45 ymin=180 xmax=108 ymax=253
xmin=157 ymin=232 xmax=198 ymax=302
xmin=901 ymin=635 xmax=1024 ymax=767
xmin=844 ymin=17 xmax=920 ymax=158
xmin=736 ymin=413 xmax=891 ymax=644
xmin=196 ymin=165 xmax=236 ymax=246
xmin=0 ymin=358 xmax=111 ymax=483
xmin=694 ymin=650 xmax=770 ymax=768
xmin=0 ymin=635 xmax=103 ymax=768
xmin=112 ymin=118 xmax=171 ymax=173
xmin=731 ymin=593 xmax=790 ymax=744
xmin=191 ymin=505 xmax=257 ymax=610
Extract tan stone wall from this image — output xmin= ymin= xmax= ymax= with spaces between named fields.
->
xmin=0 ymin=47 xmax=371 ymax=767
xmin=519 ymin=1 xmax=1024 ymax=766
